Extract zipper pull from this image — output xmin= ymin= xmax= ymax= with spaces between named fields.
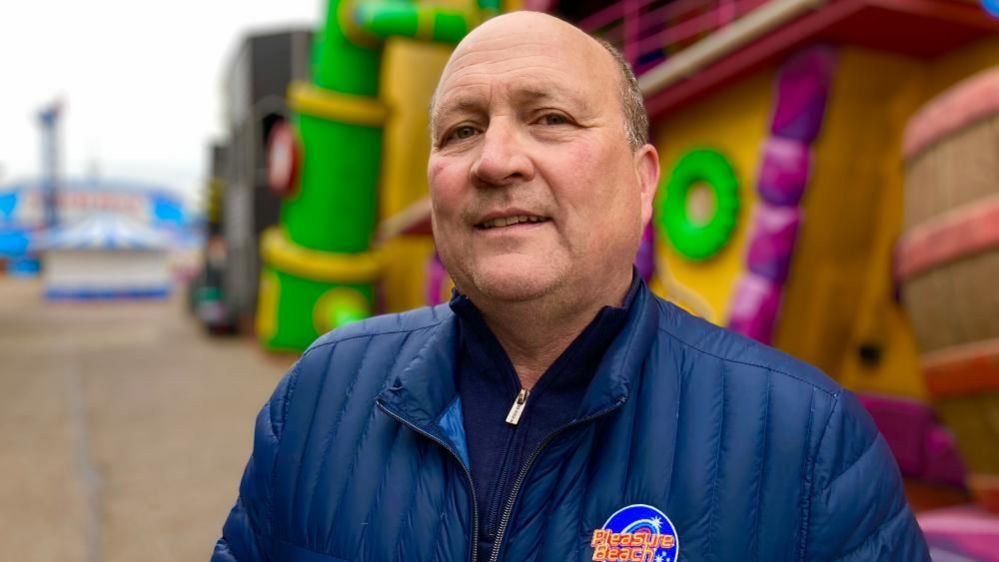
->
xmin=505 ymin=388 xmax=530 ymax=426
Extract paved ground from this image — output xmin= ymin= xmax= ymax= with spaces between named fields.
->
xmin=0 ymin=277 xmax=293 ymax=562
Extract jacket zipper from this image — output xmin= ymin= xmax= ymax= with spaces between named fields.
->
xmin=376 ymin=401 xmax=481 ymax=562
xmin=484 ymin=418 xmax=519 ymax=541
xmin=505 ymin=389 xmax=529 ymax=425
xmin=487 ymin=397 xmax=627 ymax=562
xmin=485 ymin=388 xmax=530 ymax=540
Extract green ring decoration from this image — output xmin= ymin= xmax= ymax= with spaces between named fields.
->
xmin=658 ymin=148 xmax=740 ymax=261
xmin=312 ymin=287 xmax=370 ymax=334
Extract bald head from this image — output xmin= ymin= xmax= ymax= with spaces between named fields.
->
xmin=430 ymin=12 xmax=648 ymax=150
xmin=425 ymin=10 xmax=661 ymax=321
xmin=452 ymin=11 xmax=597 ymax=59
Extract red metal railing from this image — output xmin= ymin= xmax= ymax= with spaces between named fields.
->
xmin=578 ymin=0 xmax=771 ymax=74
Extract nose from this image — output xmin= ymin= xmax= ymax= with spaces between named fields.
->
xmin=470 ymin=118 xmax=535 ymax=187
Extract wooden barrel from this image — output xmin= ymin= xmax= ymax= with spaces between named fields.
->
xmin=899 ymin=67 xmax=999 ymax=513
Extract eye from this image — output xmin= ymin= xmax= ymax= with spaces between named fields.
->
xmin=541 ymin=113 xmax=568 ymax=125
xmin=447 ymin=125 xmax=479 ymax=143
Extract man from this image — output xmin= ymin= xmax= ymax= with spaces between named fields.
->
xmin=213 ymin=12 xmax=929 ymax=562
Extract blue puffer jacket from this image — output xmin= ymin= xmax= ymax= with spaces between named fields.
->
xmin=213 ymin=283 xmax=929 ymax=562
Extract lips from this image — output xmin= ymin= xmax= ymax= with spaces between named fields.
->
xmin=476 ymin=214 xmax=551 ymax=229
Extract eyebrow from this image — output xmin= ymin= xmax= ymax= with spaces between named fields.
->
xmin=434 ymin=84 xmax=592 ymax=123
xmin=513 ymin=88 xmax=590 ymax=111
xmin=434 ymin=96 xmax=486 ymax=120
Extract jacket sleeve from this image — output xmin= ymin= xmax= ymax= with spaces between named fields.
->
xmin=212 ymin=363 xmax=301 ymax=562
xmin=803 ymin=390 xmax=931 ymax=562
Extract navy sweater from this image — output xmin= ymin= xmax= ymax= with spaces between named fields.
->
xmin=451 ymin=276 xmax=639 ymax=562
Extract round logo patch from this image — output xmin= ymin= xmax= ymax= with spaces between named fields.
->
xmin=591 ymin=504 xmax=679 ymax=562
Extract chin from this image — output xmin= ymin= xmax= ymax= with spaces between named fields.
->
xmin=465 ymin=256 xmax=564 ymax=303
xmin=475 ymin=277 xmax=551 ymax=302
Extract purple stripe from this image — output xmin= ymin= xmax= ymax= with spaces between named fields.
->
xmin=727 ymin=46 xmax=836 ymax=342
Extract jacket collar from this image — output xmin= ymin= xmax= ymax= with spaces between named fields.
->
xmin=376 ymin=310 xmax=461 ymax=435
xmin=576 ymin=278 xmax=660 ymax=419
xmin=376 ymin=279 xmax=661 ymax=435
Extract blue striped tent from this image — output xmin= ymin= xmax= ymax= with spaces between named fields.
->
xmin=35 ymin=214 xmax=172 ymax=300
xmin=35 ymin=213 xmax=170 ymax=252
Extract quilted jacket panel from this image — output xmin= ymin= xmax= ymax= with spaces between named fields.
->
xmin=213 ymin=284 xmax=929 ymax=562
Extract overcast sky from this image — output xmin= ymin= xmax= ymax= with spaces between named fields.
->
xmin=0 ymin=0 xmax=322 ymax=210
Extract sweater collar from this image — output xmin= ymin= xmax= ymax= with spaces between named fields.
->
xmin=449 ymin=272 xmax=641 ymax=396
xmin=377 ymin=273 xmax=660 ymax=434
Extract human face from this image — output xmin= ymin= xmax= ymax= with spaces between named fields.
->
xmin=428 ymin=15 xmax=659 ymax=309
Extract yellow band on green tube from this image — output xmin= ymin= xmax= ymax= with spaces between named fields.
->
xmin=416 ymin=9 xmax=434 ymax=41
xmin=261 ymin=227 xmax=382 ymax=282
xmin=339 ymin=0 xmax=380 ymax=48
xmin=288 ymin=81 xmax=388 ymax=126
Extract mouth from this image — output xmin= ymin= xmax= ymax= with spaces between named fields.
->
xmin=475 ymin=214 xmax=551 ymax=230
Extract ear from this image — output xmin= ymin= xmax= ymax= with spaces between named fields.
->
xmin=634 ymin=144 xmax=660 ymax=227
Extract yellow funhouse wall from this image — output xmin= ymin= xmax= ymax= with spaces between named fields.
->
xmin=379 ymin=38 xmax=453 ymax=220
xmin=648 ymin=35 xmax=999 ymax=398
xmin=376 ymin=35 xmax=454 ymax=314
xmin=775 ymin=47 xmax=925 ymax=390
xmin=651 ymin=68 xmax=775 ymax=324
xmin=379 ymin=235 xmax=438 ymax=313
xmin=777 ymin=36 xmax=999 ymax=398
xmin=925 ymin=35 xmax=999 ymax=101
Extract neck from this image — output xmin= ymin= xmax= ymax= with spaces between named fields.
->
xmin=470 ymin=272 xmax=633 ymax=390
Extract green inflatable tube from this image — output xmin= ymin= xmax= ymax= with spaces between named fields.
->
xmin=257 ymin=0 xmax=496 ymax=352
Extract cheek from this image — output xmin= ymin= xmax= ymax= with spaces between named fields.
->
xmin=427 ymin=156 xmax=447 ymax=183
xmin=562 ymin=150 xmax=642 ymax=244
xmin=428 ymin=158 xmax=465 ymax=221
xmin=561 ymin=146 xmax=629 ymax=217
xmin=546 ymin=142 xmax=600 ymax=200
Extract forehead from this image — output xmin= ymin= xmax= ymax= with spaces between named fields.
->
xmin=434 ymin=32 xmax=615 ymax=114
